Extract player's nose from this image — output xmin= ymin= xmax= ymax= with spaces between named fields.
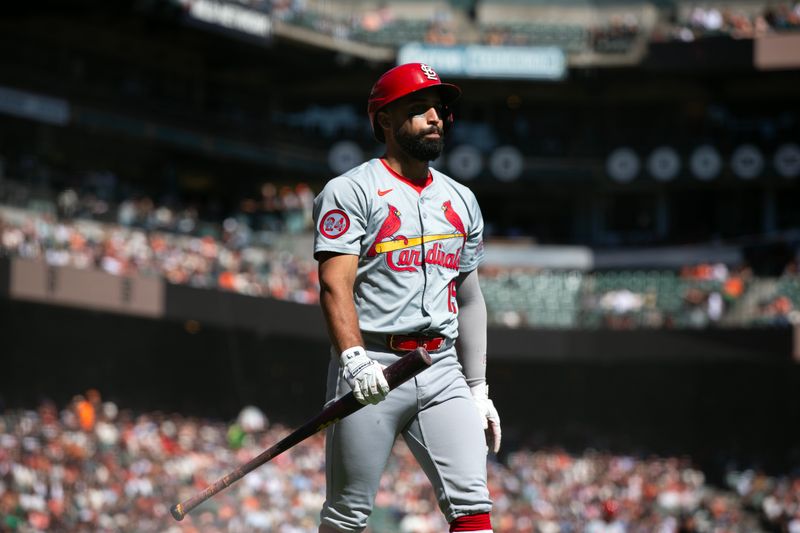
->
xmin=423 ymin=105 xmax=443 ymax=123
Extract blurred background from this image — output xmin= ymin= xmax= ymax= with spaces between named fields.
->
xmin=1 ymin=0 xmax=799 ymax=531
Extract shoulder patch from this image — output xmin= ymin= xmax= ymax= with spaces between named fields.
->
xmin=319 ymin=209 xmax=350 ymax=239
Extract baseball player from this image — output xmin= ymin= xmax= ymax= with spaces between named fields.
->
xmin=314 ymin=63 xmax=501 ymax=533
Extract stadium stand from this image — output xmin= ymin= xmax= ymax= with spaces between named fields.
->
xmin=2 ymin=165 xmax=799 ymax=330
xmin=2 ymin=394 xmax=796 ymax=532
xmin=0 ymin=203 xmax=319 ymax=303
xmin=480 ymin=265 xmax=800 ymax=329
xmin=262 ymin=0 xmax=800 ymax=56
xmin=663 ymin=1 xmax=800 ymax=41
xmin=2 ymin=4 xmax=800 ymax=532
xmin=475 ymin=0 xmax=654 ymax=56
xmin=480 ymin=269 xmax=584 ymax=328
xmin=3 ymin=190 xmax=799 ymax=329
xmin=153 ymin=0 xmax=800 ymax=65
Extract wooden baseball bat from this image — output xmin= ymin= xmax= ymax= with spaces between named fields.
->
xmin=170 ymin=347 xmax=432 ymax=521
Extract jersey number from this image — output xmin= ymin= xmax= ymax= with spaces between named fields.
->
xmin=447 ymin=280 xmax=458 ymax=314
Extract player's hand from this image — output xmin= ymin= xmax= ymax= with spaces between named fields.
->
xmin=470 ymin=383 xmax=501 ymax=454
xmin=340 ymin=346 xmax=390 ymax=405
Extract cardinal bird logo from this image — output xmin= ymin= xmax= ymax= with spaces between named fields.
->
xmin=368 ymin=204 xmax=403 ymax=257
xmin=366 ymin=201 xmax=466 ymax=273
xmin=442 ymin=200 xmax=466 ymax=246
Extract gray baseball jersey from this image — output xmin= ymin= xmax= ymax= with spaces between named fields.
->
xmin=313 ymin=157 xmax=485 ymax=340
xmin=313 ymin=158 xmax=492 ymax=532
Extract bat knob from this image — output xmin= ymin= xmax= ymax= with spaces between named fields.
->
xmin=170 ymin=504 xmax=185 ymax=521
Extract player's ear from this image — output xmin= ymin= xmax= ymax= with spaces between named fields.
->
xmin=377 ymin=110 xmax=392 ymax=134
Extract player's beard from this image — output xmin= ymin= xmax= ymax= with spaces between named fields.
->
xmin=394 ymin=126 xmax=444 ymax=162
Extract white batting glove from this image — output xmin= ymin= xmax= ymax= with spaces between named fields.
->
xmin=340 ymin=346 xmax=390 ymax=406
xmin=470 ymin=383 xmax=501 ymax=454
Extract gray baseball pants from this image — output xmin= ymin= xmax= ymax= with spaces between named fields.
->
xmin=319 ymin=341 xmax=492 ymax=532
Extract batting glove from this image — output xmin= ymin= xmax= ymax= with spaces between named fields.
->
xmin=470 ymin=383 xmax=502 ymax=454
xmin=340 ymin=346 xmax=390 ymax=406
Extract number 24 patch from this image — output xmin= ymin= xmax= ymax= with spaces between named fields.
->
xmin=319 ymin=209 xmax=350 ymax=239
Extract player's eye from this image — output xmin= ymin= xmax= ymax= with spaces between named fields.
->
xmin=408 ymin=104 xmax=446 ymax=119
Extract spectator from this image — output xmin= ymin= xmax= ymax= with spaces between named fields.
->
xmin=4 ymin=183 xmax=800 ymax=330
xmin=670 ymin=1 xmax=800 ymax=41
xmin=259 ymin=182 xmax=282 ymax=233
xmin=0 ymin=207 xmax=320 ymax=304
xmin=2 ymin=396 xmax=791 ymax=532
xmin=762 ymin=295 xmax=794 ymax=326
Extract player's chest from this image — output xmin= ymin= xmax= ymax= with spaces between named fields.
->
xmin=364 ymin=188 xmax=468 ymax=272
xmin=366 ymin=189 xmax=467 ymax=236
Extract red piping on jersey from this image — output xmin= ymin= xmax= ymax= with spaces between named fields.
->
xmin=379 ymin=158 xmax=432 ymax=194
xmin=450 ymin=512 xmax=492 ymax=531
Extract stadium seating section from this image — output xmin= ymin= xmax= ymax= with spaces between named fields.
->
xmin=270 ymin=0 xmax=799 ymax=55
xmin=481 ymin=268 xmax=799 ymax=329
xmin=0 ymin=396 xmax=794 ymax=531
xmin=2 ymin=197 xmax=798 ymax=330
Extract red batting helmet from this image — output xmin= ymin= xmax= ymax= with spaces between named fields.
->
xmin=368 ymin=63 xmax=461 ymax=143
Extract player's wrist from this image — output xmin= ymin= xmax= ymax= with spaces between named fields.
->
xmin=340 ymin=345 xmax=368 ymax=363
xmin=340 ymin=346 xmax=372 ymax=379
xmin=469 ymin=382 xmax=489 ymax=400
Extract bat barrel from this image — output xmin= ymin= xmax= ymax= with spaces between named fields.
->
xmin=170 ymin=504 xmax=185 ymax=521
xmin=384 ymin=347 xmax=432 ymax=389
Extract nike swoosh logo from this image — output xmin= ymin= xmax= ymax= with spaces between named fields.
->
xmin=377 ymin=188 xmax=393 ymax=197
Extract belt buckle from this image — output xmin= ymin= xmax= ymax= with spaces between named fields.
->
xmin=387 ymin=334 xmax=403 ymax=351
xmin=388 ymin=334 xmax=442 ymax=352
xmin=388 ymin=334 xmax=422 ymax=351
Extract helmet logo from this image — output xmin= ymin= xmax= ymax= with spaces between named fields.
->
xmin=420 ymin=64 xmax=439 ymax=81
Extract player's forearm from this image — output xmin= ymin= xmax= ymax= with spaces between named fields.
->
xmin=320 ymin=285 xmax=364 ymax=354
xmin=318 ymin=253 xmax=364 ymax=353
xmin=455 ymin=270 xmax=488 ymax=388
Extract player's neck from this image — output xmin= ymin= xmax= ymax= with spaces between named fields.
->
xmin=381 ymin=153 xmax=430 ymax=183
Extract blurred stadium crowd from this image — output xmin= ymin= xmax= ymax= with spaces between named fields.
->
xmin=664 ymin=2 xmax=800 ymax=41
xmin=1 ymin=175 xmax=799 ymax=329
xmin=480 ymin=262 xmax=800 ymax=330
xmin=0 ymin=178 xmax=320 ymax=304
xmin=2 ymin=2 xmax=799 ymax=533
xmin=2 ymin=393 xmax=798 ymax=533
xmin=2 ymin=178 xmax=799 ymax=329
xmin=228 ymin=0 xmax=800 ymax=53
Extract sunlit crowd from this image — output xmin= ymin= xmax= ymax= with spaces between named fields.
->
xmin=258 ymin=0 xmax=800 ymax=51
xmin=0 ymin=204 xmax=319 ymax=305
xmin=664 ymin=2 xmax=800 ymax=41
xmin=1 ymin=393 xmax=798 ymax=532
xmin=4 ymin=199 xmax=800 ymax=329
